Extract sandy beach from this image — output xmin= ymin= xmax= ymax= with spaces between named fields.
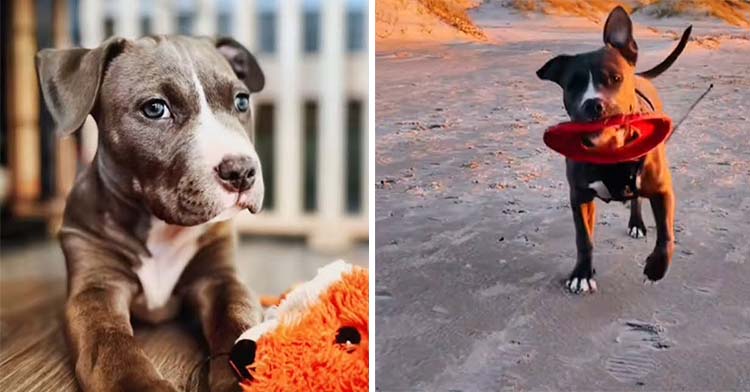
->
xmin=375 ymin=3 xmax=750 ymax=390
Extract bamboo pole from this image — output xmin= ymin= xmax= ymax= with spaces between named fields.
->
xmin=8 ymin=0 xmax=41 ymax=209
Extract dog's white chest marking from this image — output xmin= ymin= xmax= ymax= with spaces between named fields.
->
xmin=588 ymin=180 xmax=612 ymax=200
xmin=134 ymin=218 xmax=205 ymax=315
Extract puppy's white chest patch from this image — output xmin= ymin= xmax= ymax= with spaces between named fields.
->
xmin=133 ymin=218 xmax=206 ymax=319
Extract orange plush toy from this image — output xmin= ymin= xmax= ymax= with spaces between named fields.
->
xmin=229 ymin=261 xmax=369 ymax=392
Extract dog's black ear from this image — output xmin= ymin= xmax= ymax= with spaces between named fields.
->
xmin=603 ymin=6 xmax=638 ymax=64
xmin=537 ymin=55 xmax=572 ymax=86
xmin=216 ymin=37 xmax=265 ymax=93
xmin=36 ymin=36 xmax=126 ymax=136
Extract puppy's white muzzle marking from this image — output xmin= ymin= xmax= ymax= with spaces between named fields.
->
xmin=190 ymin=70 xmax=264 ymax=219
xmin=580 ymin=71 xmax=602 ymax=108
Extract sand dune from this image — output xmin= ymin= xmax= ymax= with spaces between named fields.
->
xmin=376 ymin=0 xmax=485 ymax=46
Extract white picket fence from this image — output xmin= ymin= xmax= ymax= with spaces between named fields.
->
xmin=76 ymin=0 xmax=369 ymax=251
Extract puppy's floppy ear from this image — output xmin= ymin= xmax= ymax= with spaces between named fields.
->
xmin=603 ymin=6 xmax=638 ymax=64
xmin=35 ymin=36 xmax=126 ymax=136
xmin=215 ymin=37 xmax=265 ymax=93
xmin=536 ymin=55 xmax=572 ymax=86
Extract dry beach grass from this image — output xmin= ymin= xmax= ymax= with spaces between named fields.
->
xmin=377 ymin=0 xmax=750 ymax=44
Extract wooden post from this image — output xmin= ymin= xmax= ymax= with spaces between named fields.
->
xmin=312 ymin=0 xmax=347 ymax=251
xmin=79 ymin=0 xmax=103 ymax=47
xmin=152 ymin=0 xmax=175 ymax=35
xmin=232 ymin=0 xmax=256 ymax=51
xmin=53 ymin=0 xmax=78 ymax=205
xmin=195 ymin=0 xmax=217 ymax=36
xmin=232 ymin=0 xmax=258 ymax=138
xmin=115 ymin=0 xmax=140 ymax=38
xmin=78 ymin=0 xmax=103 ymax=163
xmin=277 ymin=0 xmax=303 ymax=219
xmin=8 ymin=0 xmax=41 ymax=209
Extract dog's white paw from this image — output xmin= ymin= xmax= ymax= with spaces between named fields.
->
xmin=566 ymin=277 xmax=597 ymax=294
xmin=629 ymin=226 xmax=646 ymax=239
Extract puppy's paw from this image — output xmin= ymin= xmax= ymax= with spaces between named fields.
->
xmin=211 ymin=350 xmax=247 ymax=392
xmin=643 ymin=247 xmax=671 ymax=282
xmin=209 ymin=376 xmax=241 ymax=392
xmin=123 ymin=378 xmax=178 ymax=392
xmin=566 ymin=277 xmax=598 ymax=294
xmin=628 ymin=225 xmax=646 ymax=239
xmin=628 ymin=219 xmax=647 ymax=239
xmin=152 ymin=380 xmax=179 ymax=392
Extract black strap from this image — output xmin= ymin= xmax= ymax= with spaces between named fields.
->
xmin=635 ymin=89 xmax=655 ymax=112
xmin=598 ymin=159 xmax=644 ymax=202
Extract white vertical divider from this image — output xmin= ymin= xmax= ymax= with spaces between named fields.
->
xmin=79 ymin=0 xmax=104 ymax=163
xmin=153 ymin=0 xmax=175 ymax=35
xmin=232 ymin=0 xmax=256 ymax=50
xmin=195 ymin=0 xmax=217 ymax=36
xmin=115 ymin=0 xmax=140 ymax=38
xmin=277 ymin=0 xmax=302 ymax=219
xmin=317 ymin=0 xmax=346 ymax=244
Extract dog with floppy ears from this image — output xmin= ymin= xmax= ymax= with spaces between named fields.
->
xmin=37 ymin=35 xmax=268 ymax=391
xmin=537 ymin=6 xmax=691 ymax=294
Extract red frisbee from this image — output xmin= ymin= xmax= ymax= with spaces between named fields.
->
xmin=543 ymin=114 xmax=673 ymax=164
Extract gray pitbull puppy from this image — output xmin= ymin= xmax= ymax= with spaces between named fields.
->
xmin=36 ymin=35 xmax=265 ymax=391
xmin=537 ymin=7 xmax=691 ymax=294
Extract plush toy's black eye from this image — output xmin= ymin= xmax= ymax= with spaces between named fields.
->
xmin=235 ymin=93 xmax=250 ymax=112
xmin=335 ymin=326 xmax=361 ymax=346
xmin=142 ymin=99 xmax=170 ymax=119
xmin=229 ymin=339 xmax=257 ymax=380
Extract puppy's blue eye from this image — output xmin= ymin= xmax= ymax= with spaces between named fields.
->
xmin=235 ymin=94 xmax=250 ymax=112
xmin=142 ymin=99 xmax=170 ymax=119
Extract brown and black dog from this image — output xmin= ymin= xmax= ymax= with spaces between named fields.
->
xmin=37 ymin=36 xmax=265 ymax=391
xmin=537 ymin=7 xmax=691 ymax=294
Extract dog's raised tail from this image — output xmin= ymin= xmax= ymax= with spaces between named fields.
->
xmin=638 ymin=25 xmax=692 ymax=79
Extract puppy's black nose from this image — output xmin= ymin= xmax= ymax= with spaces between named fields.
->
xmin=583 ymin=98 xmax=605 ymax=120
xmin=215 ymin=155 xmax=256 ymax=192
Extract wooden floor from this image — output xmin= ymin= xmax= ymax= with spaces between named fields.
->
xmin=0 ymin=279 xmax=211 ymax=392
xmin=0 ymin=238 xmax=367 ymax=391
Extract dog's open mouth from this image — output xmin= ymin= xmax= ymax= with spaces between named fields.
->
xmin=581 ymin=124 xmax=642 ymax=151
xmin=543 ymin=113 xmax=673 ymax=164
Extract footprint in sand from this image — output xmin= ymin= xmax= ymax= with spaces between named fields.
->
xmin=438 ymin=335 xmax=532 ymax=391
xmin=605 ymin=320 xmax=672 ymax=383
